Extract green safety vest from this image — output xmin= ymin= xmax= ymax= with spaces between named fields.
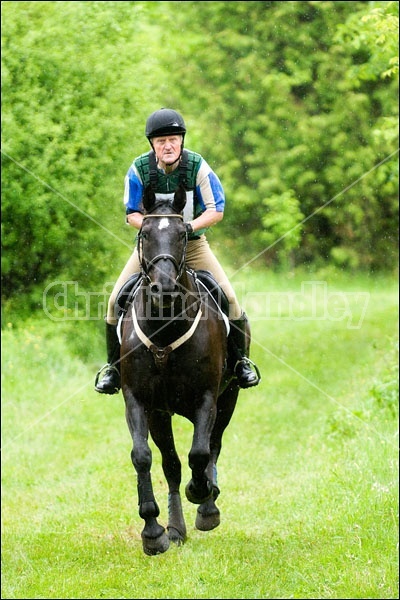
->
xmin=134 ymin=149 xmax=207 ymax=237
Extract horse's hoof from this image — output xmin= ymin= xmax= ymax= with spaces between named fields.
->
xmin=185 ymin=479 xmax=213 ymax=504
xmin=167 ymin=526 xmax=186 ymax=546
xmin=142 ymin=531 xmax=170 ymax=555
xmin=195 ymin=509 xmax=220 ymax=531
xmin=196 ymin=498 xmax=221 ymax=531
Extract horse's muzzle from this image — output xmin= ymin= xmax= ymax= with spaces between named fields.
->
xmin=150 ymin=283 xmax=180 ymax=309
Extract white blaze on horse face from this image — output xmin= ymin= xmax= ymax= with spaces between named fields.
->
xmin=158 ymin=218 xmax=170 ymax=231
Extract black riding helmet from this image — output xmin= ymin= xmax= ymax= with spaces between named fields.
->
xmin=145 ymin=108 xmax=186 ymax=140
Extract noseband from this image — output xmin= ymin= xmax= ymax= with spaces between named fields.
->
xmin=138 ymin=213 xmax=188 ymax=282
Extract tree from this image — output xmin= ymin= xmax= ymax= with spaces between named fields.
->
xmin=161 ymin=0 xmax=399 ymax=270
xmin=2 ymin=1 xmax=398 ymax=314
xmin=1 ymin=1 xmax=166 ymax=304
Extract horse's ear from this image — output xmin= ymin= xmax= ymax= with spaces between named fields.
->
xmin=173 ymin=184 xmax=187 ymax=214
xmin=142 ymin=184 xmax=156 ymax=213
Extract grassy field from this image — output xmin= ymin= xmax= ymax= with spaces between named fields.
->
xmin=1 ymin=269 xmax=398 ymax=599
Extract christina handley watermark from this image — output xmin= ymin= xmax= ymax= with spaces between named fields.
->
xmin=42 ymin=280 xmax=370 ymax=329
xmin=244 ymin=281 xmax=370 ymax=329
xmin=42 ymin=281 xmax=111 ymax=321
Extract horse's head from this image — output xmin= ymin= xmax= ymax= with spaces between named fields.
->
xmin=138 ymin=185 xmax=188 ymax=310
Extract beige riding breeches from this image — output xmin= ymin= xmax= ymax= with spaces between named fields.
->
xmin=106 ymin=235 xmax=242 ymax=324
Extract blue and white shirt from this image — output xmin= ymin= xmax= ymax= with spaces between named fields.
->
xmin=123 ymin=149 xmax=225 ymax=223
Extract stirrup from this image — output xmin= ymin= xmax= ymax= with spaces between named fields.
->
xmin=95 ymin=363 xmax=112 ymax=386
xmin=234 ymin=357 xmax=261 ymax=386
xmin=94 ymin=363 xmax=120 ymax=389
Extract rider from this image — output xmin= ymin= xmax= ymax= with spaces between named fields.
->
xmin=95 ymin=108 xmax=261 ymax=394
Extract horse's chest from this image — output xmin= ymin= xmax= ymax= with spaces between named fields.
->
xmin=133 ymin=367 xmax=200 ymax=413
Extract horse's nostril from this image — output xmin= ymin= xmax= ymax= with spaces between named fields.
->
xmin=150 ymin=283 xmax=160 ymax=295
xmin=150 ymin=282 xmax=179 ymax=297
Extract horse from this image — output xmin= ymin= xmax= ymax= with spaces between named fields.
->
xmin=119 ymin=184 xmax=244 ymax=556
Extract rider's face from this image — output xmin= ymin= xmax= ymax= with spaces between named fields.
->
xmin=152 ymin=135 xmax=183 ymax=171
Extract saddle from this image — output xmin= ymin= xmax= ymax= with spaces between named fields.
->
xmin=114 ymin=270 xmax=230 ymax=321
xmin=115 ymin=272 xmax=142 ymax=320
xmin=192 ymin=269 xmax=230 ymax=318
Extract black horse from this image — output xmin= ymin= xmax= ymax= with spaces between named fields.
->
xmin=119 ymin=185 xmax=244 ymax=555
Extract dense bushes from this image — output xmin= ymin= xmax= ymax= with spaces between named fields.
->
xmin=2 ymin=1 xmax=398 ymax=307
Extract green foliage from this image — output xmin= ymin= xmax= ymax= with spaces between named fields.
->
xmin=1 ymin=1 xmax=166 ymax=300
xmin=162 ymin=0 xmax=399 ymax=269
xmin=335 ymin=0 xmax=399 ymax=80
xmin=1 ymin=1 xmax=399 ymax=310
xmin=259 ymin=189 xmax=304 ymax=266
xmin=369 ymin=338 xmax=399 ymax=417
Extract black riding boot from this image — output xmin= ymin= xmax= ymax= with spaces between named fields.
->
xmin=229 ymin=312 xmax=261 ymax=389
xmin=94 ymin=322 xmax=121 ymax=395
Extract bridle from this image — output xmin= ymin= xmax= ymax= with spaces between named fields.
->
xmin=137 ymin=211 xmax=188 ymax=283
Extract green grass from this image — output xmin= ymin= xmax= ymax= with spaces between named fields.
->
xmin=1 ymin=270 xmax=398 ymax=599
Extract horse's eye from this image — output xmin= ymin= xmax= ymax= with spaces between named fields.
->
xmin=141 ymin=232 xmax=148 ymax=240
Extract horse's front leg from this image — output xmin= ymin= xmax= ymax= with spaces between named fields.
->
xmin=149 ymin=411 xmax=187 ymax=546
xmin=196 ymin=460 xmax=221 ymax=531
xmin=196 ymin=382 xmax=239 ymax=531
xmin=185 ymin=392 xmax=216 ymax=504
xmin=124 ymin=397 xmax=170 ymax=556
